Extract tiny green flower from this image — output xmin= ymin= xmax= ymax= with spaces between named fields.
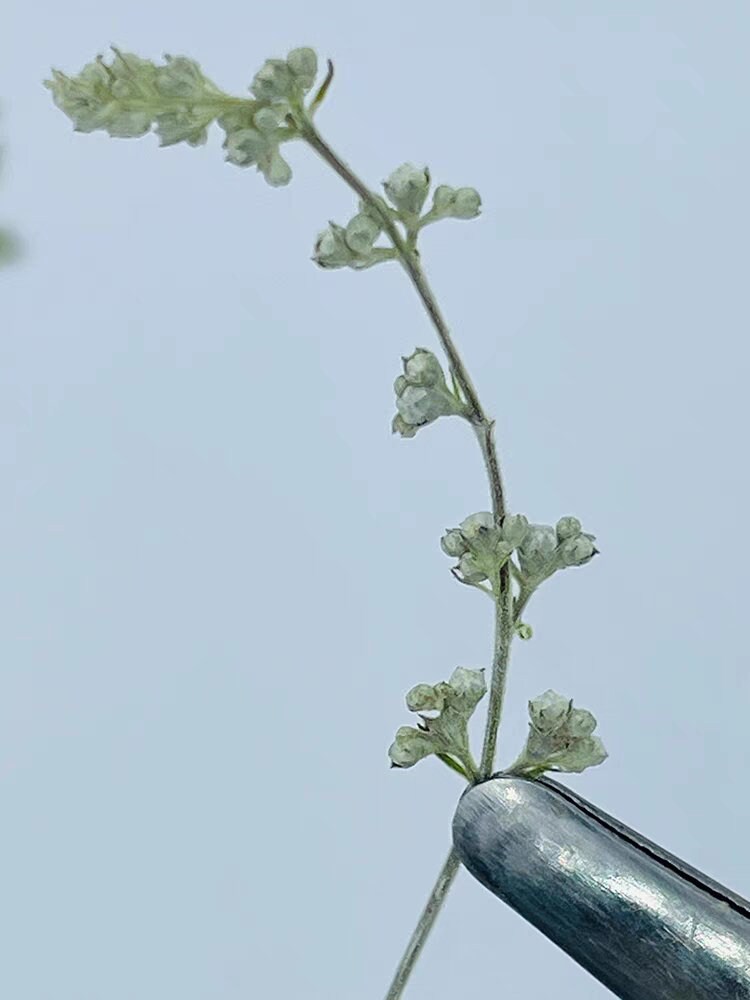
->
xmin=383 ymin=163 xmax=431 ymax=218
xmin=251 ymin=47 xmax=318 ymax=104
xmin=508 ymin=689 xmax=608 ymax=777
xmin=424 ymin=184 xmax=482 ymax=225
xmin=391 ymin=348 xmax=469 ymax=436
xmin=389 ymin=667 xmax=486 ymax=778
xmin=441 ymin=510 xmax=528 ymax=587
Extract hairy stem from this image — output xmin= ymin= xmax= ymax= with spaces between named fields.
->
xmin=383 ymin=849 xmax=462 ymax=1000
xmin=299 ymin=113 xmax=505 ymax=515
xmin=480 ymin=562 xmax=514 ymax=776
xmin=298 ymin=113 xmax=514 ymax=998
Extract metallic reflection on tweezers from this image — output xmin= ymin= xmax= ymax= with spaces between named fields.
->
xmin=452 ymin=775 xmax=750 ymax=999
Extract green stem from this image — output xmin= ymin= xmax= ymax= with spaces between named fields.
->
xmin=383 ymin=849 xmax=462 ymax=1000
xmin=436 ymin=753 xmax=470 ymax=780
xmin=298 ymin=115 xmax=513 ymax=999
xmin=479 ymin=564 xmax=514 ymax=776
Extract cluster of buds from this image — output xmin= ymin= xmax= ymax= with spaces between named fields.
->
xmin=312 ymin=200 xmax=397 ymax=270
xmin=313 ymin=164 xmax=482 ymax=269
xmin=44 ymin=46 xmax=320 ymax=186
xmin=388 ymin=667 xmax=486 ymax=779
xmin=382 ymin=163 xmax=482 ymax=229
xmin=516 ymin=517 xmax=598 ymax=586
xmin=392 ymin=348 xmax=470 ymax=437
xmin=507 ymin=689 xmax=608 ymax=777
xmin=441 ymin=511 xmax=530 ymax=586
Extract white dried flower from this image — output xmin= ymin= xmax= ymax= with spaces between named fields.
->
xmin=430 ymin=184 xmax=482 ymax=220
xmin=508 ymin=689 xmax=608 ymax=777
xmin=389 ymin=667 xmax=486 ymax=777
xmin=391 ymin=348 xmax=468 ymax=436
xmin=383 ymin=163 xmax=431 ymax=218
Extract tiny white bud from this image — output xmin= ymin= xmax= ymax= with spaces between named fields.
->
xmin=313 ymin=223 xmax=355 ymax=268
xmin=457 ymin=552 xmax=487 ymax=584
xmin=431 ymin=185 xmax=456 ymax=213
xmin=251 ymin=58 xmax=294 ymax=102
xmin=344 ymin=213 xmax=380 ymax=254
xmin=383 ymin=163 xmax=431 ymax=217
xmin=440 ymin=529 xmax=467 ymax=558
xmin=406 ymin=683 xmax=445 ymax=713
xmin=388 ymin=726 xmax=433 ymax=768
xmin=558 ymin=533 xmax=597 ymax=567
xmin=447 ymin=667 xmax=486 ymax=712
xmin=286 ymin=48 xmax=318 ymax=92
xmin=451 ymin=187 xmax=482 ymax=219
xmin=556 ymin=515 xmax=582 ymax=542
xmin=501 ymin=513 xmax=530 ymax=548
xmin=459 ymin=511 xmax=495 ymax=541
xmin=529 ymin=689 xmax=571 ymax=733
xmin=403 ymin=348 xmax=445 ymax=388
xmin=253 ymin=107 xmax=281 ymax=132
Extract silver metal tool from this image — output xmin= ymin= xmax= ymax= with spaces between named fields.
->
xmin=452 ymin=774 xmax=750 ymax=999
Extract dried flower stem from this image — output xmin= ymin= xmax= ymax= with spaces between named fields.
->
xmin=299 ymin=112 xmax=516 ymax=998
xmin=383 ymin=849 xmax=462 ymax=1000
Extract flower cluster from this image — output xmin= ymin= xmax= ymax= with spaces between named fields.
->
xmin=516 ymin=517 xmax=598 ymax=586
xmin=312 ymin=164 xmax=482 ymax=270
xmin=441 ymin=512 xmax=529 ymax=586
xmin=388 ymin=667 xmax=486 ymax=778
xmin=44 ymin=46 xmax=319 ymax=186
xmin=508 ymin=689 xmax=608 ymax=777
xmin=383 ymin=163 xmax=482 ymax=229
xmin=392 ymin=348 xmax=470 ymax=437
xmin=313 ymin=199 xmax=398 ymax=270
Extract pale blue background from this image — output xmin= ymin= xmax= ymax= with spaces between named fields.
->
xmin=2 ymin=2 xmax=749 ymax=997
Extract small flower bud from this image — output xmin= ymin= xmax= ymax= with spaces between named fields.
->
xmin=429 ymin=185 xmax=481 ymax=220
xmin=529 ymin=689 xmax=571 ymax=733
xmin=253 ymin=106 xmax=282 ymax=132
xmin=556 ymin=515 xmax=582 ymax=542
xmin=517 ymin=523 xmax=558 ymax=580
xmin=448 ymin=667 xmax=486 ymax=712
xmin=457 ymin=552 xmax=487 ymax=584
xmin=501 ymin=513 xmax=530 ymax=548
xmin=391 ymin=413 xmax=418 ymax=438
xmin=403 ymin=347 xmax=444 ymax=387
xmin=286 ymin=47 xmax=318 ymax=92
xmin=509 ymin=689 xmax=607 ymax=777
xmin=344 ymin=213 xmax=380 ymax=255
xmin=313 ymin=222 xmax=355 ymax=268
xmin=515 ymin=622 xmax=533 ymax=640
xmin=558 ymin=533 xmax=597 ymax=567
xmin=432 ymin=185 xmax=456 ymax=212
xmin=406 ymin=683 xmax=445 ymax=714
xmin=568 ymin=707 xmax=597 ymax=738
xmin=451 ymin=187 xmax=482 ymax=219
xmin=459 ymin=511 xmax=495 ymax=541
xmin=388 ymin=726 xmax=433 ymax=768
xmin=383 ymin=163 xmax=431 ymax=217
xmin=440 ymin=529 xmax=468 ymax=558
xmin=155 ymin=55 xmax=210 ymax=98
xmin=251 ymin=58 xmax=295 ymax=102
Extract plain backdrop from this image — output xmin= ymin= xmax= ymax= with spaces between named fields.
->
xmin=2 ymin=2 xmax=749 ymax=998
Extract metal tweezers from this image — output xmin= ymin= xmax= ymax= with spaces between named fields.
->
xmin=452 ymin=774 xmax=750 ymax=999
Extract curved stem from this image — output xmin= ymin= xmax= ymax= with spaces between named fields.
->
xmin=383 ymin=849 xmax=461 ymax=1000
xmin=298 ymin=115 xmax=506 ymax=519
xmin=298 ymin=115 xmax=514 ymax=998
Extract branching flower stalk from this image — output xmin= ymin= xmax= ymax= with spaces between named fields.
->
xmin=44 ymin=45 xmax=608 ymax=1000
